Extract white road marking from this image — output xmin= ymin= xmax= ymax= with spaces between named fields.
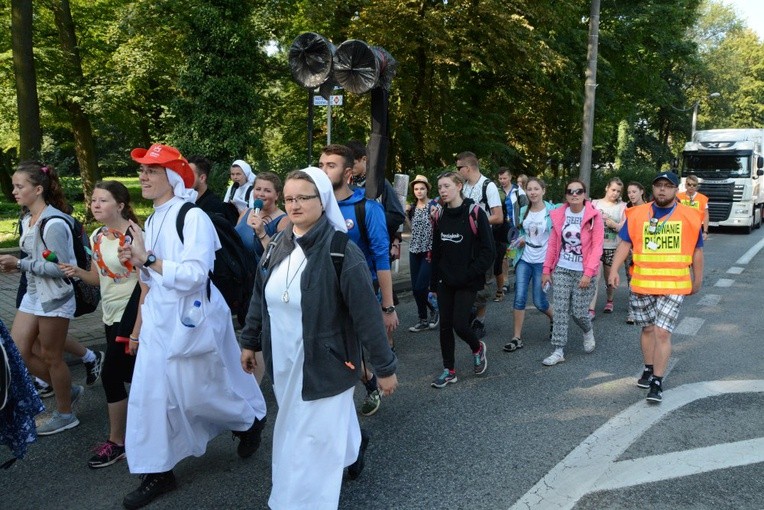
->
xmin=697 ymin=294 xmax=721 ymax=306
xmin=735 ymin=236 xmax=764 ymax=265
xmin=714 ymin=278 xmax=735 ymax=287
xmin=727 ymin=266 xmax=744 ymax=274
xmin=509 ymin=380 xmax=764 ymax=510
xmin=673 ymin=317 xmax=704 ymax=336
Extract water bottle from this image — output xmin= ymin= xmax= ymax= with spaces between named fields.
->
xmin=427 ymin=292 xmax=439 ymax=311
xmin=181 ymin=300 xmax=203 ymax=327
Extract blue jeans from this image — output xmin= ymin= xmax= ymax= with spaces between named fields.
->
xmin=409 ymin=251 xmax=434 ymax=319
xmin=513 ymin=259 xmax=549 ymax=312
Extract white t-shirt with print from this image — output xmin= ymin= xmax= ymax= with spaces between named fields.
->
xmin=557 ymin=208 xmax=584 ymax=271
xmin=521 ymin=209 xmax=549 ymax=264
xmin=463 ymin=175 xmax=501 ymax=214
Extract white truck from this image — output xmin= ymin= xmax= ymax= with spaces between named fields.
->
xmin=682 ymin=128 xmax=764 ymax=233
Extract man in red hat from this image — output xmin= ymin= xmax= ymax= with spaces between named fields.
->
xmin=119 ymin=144 xmax=267 ymax=509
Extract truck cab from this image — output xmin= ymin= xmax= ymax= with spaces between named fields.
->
xmin=682 ymin=128 xmax=764 ymax=233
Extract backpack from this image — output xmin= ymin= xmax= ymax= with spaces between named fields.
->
xmin=38 ymin=216 xmax=101 ymax=317
xmin=170 ymin=202 xmax=257 ymax=327
xmin=330 ymin=230 xmax=359 ymax=371
xmin=433 ymin=203 xmax=480 ymax=236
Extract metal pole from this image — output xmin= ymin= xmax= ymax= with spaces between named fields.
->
xmin=327 ymin=102 xmax=332 ymax=145
xmin=691 ymin=101 xmax=700 ymax=139
xmin=579 ymin=0 xmax=601 ymax=190
xmin=307 ymin=90 xmax=314 ymax=166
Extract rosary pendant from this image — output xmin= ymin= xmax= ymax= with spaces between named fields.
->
xmin=282 ymin=290 xmax=290 ymax=303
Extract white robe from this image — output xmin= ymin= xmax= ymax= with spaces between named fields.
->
xmin=266 ymin=244 xmax=360 ymax=510
xmin=126 ymin=197 xmax=267 ymax=474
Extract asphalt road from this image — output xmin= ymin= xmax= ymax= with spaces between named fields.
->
xmin=3 ymin=227 xmax=764 ymax=509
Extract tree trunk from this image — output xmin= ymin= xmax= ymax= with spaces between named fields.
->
xmin=47 ymin=0 xmax=100 ymax=215
xmin=11 ymin=0 xmax=42 ymax=161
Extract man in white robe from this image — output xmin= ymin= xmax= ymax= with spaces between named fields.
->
xmin=120 ymin=144 xmax=267 ymax=510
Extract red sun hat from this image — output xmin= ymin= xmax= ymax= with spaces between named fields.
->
xmin=131 ymin=143 xmax=194 ymax=188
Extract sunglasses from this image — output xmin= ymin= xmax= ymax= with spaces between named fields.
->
xmin=566 ymin=188 xmax=585 ymax=196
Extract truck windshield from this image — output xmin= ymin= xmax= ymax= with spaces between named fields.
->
xmin=683 ymin=155 xmax=750 ymax=179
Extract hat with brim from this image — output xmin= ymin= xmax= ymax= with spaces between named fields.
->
xmin=411 ymin=174 xmax=431 ymax=192
xmin=652 ymin=171 xmax=679 ymax=187
xmin=131 ymin=144 xmax=194 ymax=188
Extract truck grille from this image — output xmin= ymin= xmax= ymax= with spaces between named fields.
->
xmin=708 ymin=203 xmax=732 ymax=222
xmin=698 ymin=182 xmax=735 ymax=201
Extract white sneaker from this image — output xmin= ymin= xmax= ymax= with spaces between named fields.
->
xmin=542 ymin=350 xmax=565 ymax=366
xmin=583 ymin=329 xmax=595 ymax=353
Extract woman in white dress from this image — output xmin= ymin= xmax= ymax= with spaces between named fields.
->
xmin=240 ymin=167 xmax=398 ymax=510
xmin=222 ymin=159 xmax=256 ymax=213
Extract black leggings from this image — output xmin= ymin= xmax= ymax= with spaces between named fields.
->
xmin=437 ymin=283 xmax=480 ymax=370
xmin=102 ymin=322 xmax=136 ymax=404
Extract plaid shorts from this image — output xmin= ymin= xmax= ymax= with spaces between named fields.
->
xmin=629 ymin=293 xmax=684 ymax=332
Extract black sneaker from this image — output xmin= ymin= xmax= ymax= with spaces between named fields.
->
xmin=233 ymin=416 xmax=267 ymax=459
xmin=646 ymin=381 xmax=663 ymax=403
xmin=637 ymin=370 xmax=653 ymax=389
xmin=123 ymin=471 xmax=176 ymax=509
xmin=34 ymin=380 xmax=55 ymax=398
xmin=88 ymin=440 xmax=126 ymax=469
xmin=408 ymin=320 xmax=430 ymax=333
xmin=471 ymin=319 xmax=486 ymax=339
xmin=428 ymin=310 xmax=440 ymax=329
xmin=84 ymin=350 xmax=105 ymax=386
xmin=347 ymin=429 xmax=370 ymax=481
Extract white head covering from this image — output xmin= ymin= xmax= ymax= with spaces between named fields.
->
xmin=223 ymin=159 xmax=256 ymax=210
xmin=300 ymin=166 xmax=347 ymax=233
xmin=166 ymin=168 xmax=198 ymax=203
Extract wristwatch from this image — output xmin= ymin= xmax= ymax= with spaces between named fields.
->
xmin=144 ymin=253 xmax=157 ymax=268
xmin=382 ymin=305 xmax=396 ymax=314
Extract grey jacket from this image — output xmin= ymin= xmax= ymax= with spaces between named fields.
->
xmin=240 ymin=215 xmax=397 ymax=401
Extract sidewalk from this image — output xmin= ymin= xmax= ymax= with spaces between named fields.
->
xmin=0 ymin=240 xmax=415 ymax=351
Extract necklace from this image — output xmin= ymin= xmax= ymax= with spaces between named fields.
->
xmin=148 ymin=206 xmax=172 ymax=252
xmin=282 ymin=250 xmax=307 ymax=303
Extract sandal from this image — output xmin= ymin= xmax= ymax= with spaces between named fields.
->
xmin=493 ymin=291 xmax=505 ymax=302
xmin=503 ymin=337 xmax=524 ymax=352
xmin=603 ymin=301 xmax=614 ymax=313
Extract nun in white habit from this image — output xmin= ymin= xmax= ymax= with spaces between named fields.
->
xmin=240 ymin=167 xmax=398 ymax=510
xmin=223 ymin=159 xmax=256 ymax=213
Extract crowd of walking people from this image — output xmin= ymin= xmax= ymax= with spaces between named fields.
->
xmin=0 ymin=143 xmax=705 ymax=508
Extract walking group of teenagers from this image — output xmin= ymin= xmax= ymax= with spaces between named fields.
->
xmin=0 ymin=142 xmax=704 ymax=509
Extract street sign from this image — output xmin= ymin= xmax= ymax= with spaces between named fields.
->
xmin=313 ymin=95 xmax=343 ymax=106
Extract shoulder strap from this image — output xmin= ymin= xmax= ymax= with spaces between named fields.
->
xmin=354 ymin=200 xmax=369 ymax=248
xmin=330 ymin=230 xmax=349 ymax=281
xmin=468 ymin=204 xmax=479 ymax=236
xmin=244 ymin=186 xmax=253 ymax=202
xmin=174 ymin=202 xmax=196 ymax=243
xmin=480 ymin=178 xmax=490 ymax=209
xmin=38 ymin=215 xmax=73 ymax=249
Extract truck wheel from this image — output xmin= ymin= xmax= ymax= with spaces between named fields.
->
xmin=757 ymin=206 xmax=763 ymax=230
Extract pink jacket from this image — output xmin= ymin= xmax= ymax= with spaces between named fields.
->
xmin=543 ymin=201 xmax=604 ymax=278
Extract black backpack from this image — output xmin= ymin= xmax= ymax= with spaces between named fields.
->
xmin=38 ymin=215 xmax=101 ymax=317
xmin=169 ymin=202 xmax=256 ymax=327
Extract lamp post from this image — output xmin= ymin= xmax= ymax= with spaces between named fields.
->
xmin=690 ymin=92 xmax=721 ymax=139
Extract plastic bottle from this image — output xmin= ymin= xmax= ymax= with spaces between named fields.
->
xmin=181 ymin=300 xmax=203 ymax=327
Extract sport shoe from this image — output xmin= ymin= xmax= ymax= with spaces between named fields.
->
xmin=431 ymin=369 xmax=457 ymax=388
xmin=471 ymin=319 xmax=486 ymax=339
xmin=603 ymin=301 xmax=614 ymax=313
xmin=84 ymin=350 xmax=105 ymax=386
xmin=37 ymin=410 xmax=80 ymax=436
xmin=35 ymin=380 xmax=54 ymax=398
xmin=346 ymin=429 xmax=370 ymax=481
xmin=626 ymin=312 xmax=635 ymax=325
xmin=542 ymin=350 xmax=565 ymax=366
xmin=583 ymin=329 xmax=595 ymax=353
xmin=409 ymin=319 xmax=430 ymax=333
xmin=360 ymin=389 xmax=381 ymax=416
xmin=428 ymin=310 xmax=440 ymax=329
xmin=637 ymin=370 xmax=653 ymax=389
xmin=646 ymin=381 xmax=663 ymax=403
xmin=473 ymin=340 xmax=487 ymax=375
xmin=123 ymin=471 xmax=177 ymax=510
xmin=88 ymin=440 xmax=126 ymax=469
xmin=233 ymin=416 xmax=267 ymax=459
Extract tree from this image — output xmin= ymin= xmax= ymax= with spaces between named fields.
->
xmin=10 ymin=0 xmax=41 ymax=160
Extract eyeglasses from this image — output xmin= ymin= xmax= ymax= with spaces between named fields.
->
xmin=566 ymin=188 xmax=585 ymax=196
xmin=136 ymin=166 xmax=163 ymax=177
xmin=685 ymin=183 xmax=698 ymax=188
xmin=284 ymin=195 xmax=319 ymax=206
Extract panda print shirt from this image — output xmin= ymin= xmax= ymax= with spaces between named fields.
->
xmin=557 ymin=208 xmax=584 ymax=271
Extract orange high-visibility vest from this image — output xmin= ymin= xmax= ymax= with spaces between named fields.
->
xmin=676 ymin=191 xmax=708 ymax=220
xmin=626 ymin=202 xmax=701 ymax=295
